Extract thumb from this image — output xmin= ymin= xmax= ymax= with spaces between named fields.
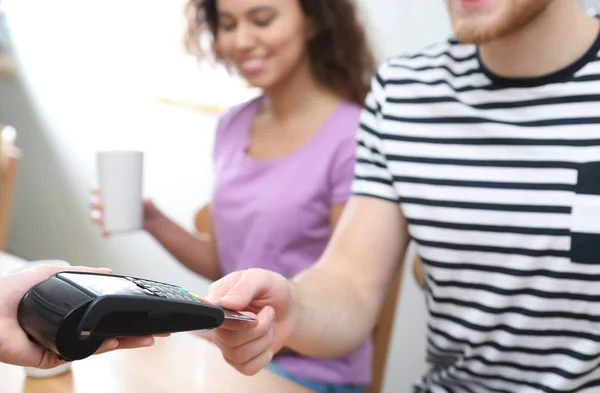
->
xmin=205 ymin=271 xmax=244 ymax=305
xmin=50 ymin=266 xmax=113 ymax=276
xmin=206 ymin=269 xmax=272 ymax=311
xmin=16 ymin=264 xmax=113 ymax=279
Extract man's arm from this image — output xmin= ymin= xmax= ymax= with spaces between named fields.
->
xmin=286 ymin=195 xmax=409 ymax=359
xmin=205 ymin=64 xmax=406 ymax=374
xmin=286 ymin=61 xmax=408 ymax=358
xmin=205 ymin=195 xmax=409 ymax=373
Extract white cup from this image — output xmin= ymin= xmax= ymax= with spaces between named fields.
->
xmin=96 ymin=150 xmax=144 ymax=233
xmin=12 ymin=260 xmax=75 ymax=378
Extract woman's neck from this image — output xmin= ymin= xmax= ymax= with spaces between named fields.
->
xmin=261 ymin=58 xmax=341 ymax=121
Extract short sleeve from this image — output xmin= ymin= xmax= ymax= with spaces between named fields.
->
xmin=328 ymin=133 xmax=358 ymax=204
xmin=351 ymin=66 xmax=401 ymax=203
xmin=212 ymin=108 xmax=236 ymax=164
xmin=211 ymin=99 xmax=257 ymax=166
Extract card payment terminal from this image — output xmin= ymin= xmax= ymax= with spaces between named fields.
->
xmin=17 ymin=271 xmax=253 ymax=362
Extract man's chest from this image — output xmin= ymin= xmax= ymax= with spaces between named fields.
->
xmin=378 ymin=89 xmax=600 ymax=265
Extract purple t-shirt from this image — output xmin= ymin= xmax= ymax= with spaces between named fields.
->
xmin=211 ymin=96 xmax=373 ymax=384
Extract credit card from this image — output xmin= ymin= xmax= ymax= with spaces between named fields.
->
xmin=222 ymin=308 xmax=256 ymax=322
xmin=185 ymin=289 xmax=255 ymax=322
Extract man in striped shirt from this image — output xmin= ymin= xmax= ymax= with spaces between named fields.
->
xmin=206 ymin=0 xmax=600 ymax=391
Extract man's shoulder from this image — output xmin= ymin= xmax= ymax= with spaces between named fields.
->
xmin=376 ymin=37 xmax=478 ymax=83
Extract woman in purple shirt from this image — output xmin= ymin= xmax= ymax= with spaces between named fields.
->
xmin=91 ymin=0 xmax=377 ymax=392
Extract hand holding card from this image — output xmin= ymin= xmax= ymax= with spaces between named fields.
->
xmin=204 ymin=268 xmax=295 ymax=376
xmin=188 ymin=291 xmax=255 ymax=322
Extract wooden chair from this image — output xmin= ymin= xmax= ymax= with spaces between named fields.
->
xmin=371 ymin=252 xmax=424 ymax=392
xmin=367 ymin=267 xmax=404 ymax=393
xmin=413 ymin=254 xmax=425 ymax=289
xmin=193 ymin=203 xmax=405 ymax=393
xmin=194 ymin=203 xmax=212 ymax=237
xmin=0 ymin=125 xmax=21 ymax=251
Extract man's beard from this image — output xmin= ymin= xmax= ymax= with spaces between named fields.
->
xmin=449 ymin=0 xmax=552 ymax=44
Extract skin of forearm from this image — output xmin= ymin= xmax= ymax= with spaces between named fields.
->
xmin=145 ymin=213 xmax=221 ymax=281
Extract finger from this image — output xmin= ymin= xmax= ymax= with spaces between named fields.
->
xmin=36 ymin=265 xmax=112 ymax=278
xmin=218 ymin=323 xmax=274 ymax=366
xmin=91 ymin=210 xmax=104 ymax=225
xmin=153 ymin=333 xmax=171 ymax=338
xmin=60 ymin=266 xmax=112 ymax=274
xmin=212 ymin=269 xmax=275 ymax=311
xmin=90 ymin=210 xmax=109 ymax=237
xmin=38 ymin=350 xmax=68 ymax=369
xmin=115 ymin=336 xmax=155 ymax=349
xmin=225 ymin=344 xmax=275 ymax=376
xmin=90 ymin=199 xmax=103 ymax=211
xmin=215 ymin=306 xmax=272 ymax=344
xmin=96 ymin=338 xmax=119 ymax=353
xmin=96 ymin=336 xmax=155 ymax=355
xmin=90 ymin=185 xmax=100 ymax=195
xmin=205 ymin=271 xmax=245 ymax=304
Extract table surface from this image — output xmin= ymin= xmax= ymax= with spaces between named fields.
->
xmin=0 ymin=252 xmax=312 ymax=393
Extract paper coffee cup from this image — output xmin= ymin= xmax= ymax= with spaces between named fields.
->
xmin=96 ymin=150 xmax=143 ymax=233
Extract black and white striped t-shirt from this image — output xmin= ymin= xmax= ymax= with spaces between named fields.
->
xmin=353 ymin=28 xmax=600 ymax=393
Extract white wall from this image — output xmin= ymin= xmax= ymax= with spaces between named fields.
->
xmin=2 ymin=0 xmax=254 ymax=293
xmin=361 ymin=0 xmax=452 ymax=59
xmin=1 ymin=0 xmax=451 ymax=392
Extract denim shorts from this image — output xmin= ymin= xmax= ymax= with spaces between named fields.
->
xmin=265 ymin=361 xmax=368 ymax=393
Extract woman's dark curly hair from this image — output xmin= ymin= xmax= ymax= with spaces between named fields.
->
xmin=183 ymin=0 xmax=377 ymax=106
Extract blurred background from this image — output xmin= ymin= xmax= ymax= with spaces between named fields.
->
xmin=0 ymin=0 xmax=477 ymax=391
xmin=3 ymin=0 xmax=599 ymax=390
